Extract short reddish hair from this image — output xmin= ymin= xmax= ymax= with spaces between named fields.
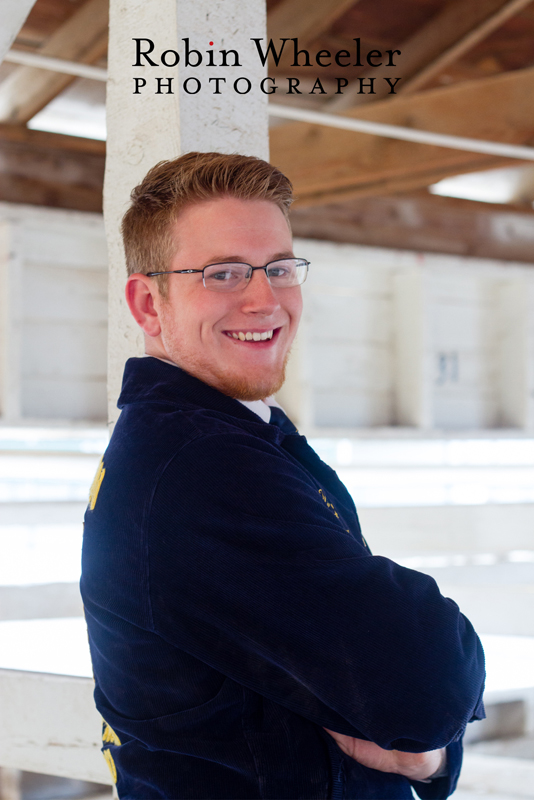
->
xmin=121 ymin=152 xmax=293 ymax=295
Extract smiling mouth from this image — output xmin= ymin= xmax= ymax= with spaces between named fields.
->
xmin=225 ymin=329 xmax=276 ymax=342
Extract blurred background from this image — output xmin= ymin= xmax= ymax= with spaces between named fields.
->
xmin=1 ymin=0 xmax=534 ymax=798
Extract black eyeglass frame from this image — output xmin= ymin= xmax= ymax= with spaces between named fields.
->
xmin=146 ymin=258 xmax=310 ymax=291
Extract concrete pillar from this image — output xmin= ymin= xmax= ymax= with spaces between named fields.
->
xmin=105 ymin=0 xmax=269 ymax=428
xmin=0 ymin=767 xmax=21 ymax=800
xmin=0 ymin=1 xmax=37 ymax=62
xmin=393 ymin=268 xmax=433 ymax=428
xmin=0 ymin=220 xmax=22 ymax=422
xmin=497 ymin=277 xmax=534 ymax=430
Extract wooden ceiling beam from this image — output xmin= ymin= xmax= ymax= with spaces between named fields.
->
xmin=1 ymin=123 xmax=533 ymax=267
xmin=267 ymin=0 xmax=360 ymax=46
xmin=0 ymin=0 xmax=109 ymax=124
xmin=0 ymin=123 xmax=106 ymax=155
xmin=0 ymin=124 xmax=105 ymax=212
xmin=291 ymin=191 xmax=534 ymax=264
xmin=271 ymin=66 xmax=534 ymax=205
xmin=330 ymin=0 xmax=533 ymax=110
xmin=402 ymin=0 xmax=534 ymax=95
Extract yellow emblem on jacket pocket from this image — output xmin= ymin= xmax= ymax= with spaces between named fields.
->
xmin=103 ymin=748 xmax=117 ymax=783
xmin=89 ymin=457 xmax=105 ymax=511
xmin=103 ymin=721 xmax=121 ymax=746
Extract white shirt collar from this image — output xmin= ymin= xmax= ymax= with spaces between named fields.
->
xmin=237 ymin=397 xmax=283 ymax=423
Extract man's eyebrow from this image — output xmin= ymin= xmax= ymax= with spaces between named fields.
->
xmin=204 ymin=252 xmax=295 ymax=265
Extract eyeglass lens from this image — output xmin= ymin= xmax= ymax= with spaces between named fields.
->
xmin=203 ymin=259 xmax=308 ymax=292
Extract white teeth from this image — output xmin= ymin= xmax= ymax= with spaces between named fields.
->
xmin=228 ymin=330 xmax=274 ymax=341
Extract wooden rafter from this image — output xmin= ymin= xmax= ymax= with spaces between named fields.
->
xmin=0 ymin=0 xmax=109 ymax=124
xmin=266 ymin=0 xmax=361 ymax=72
xmin=270 ymin=66 xmax=534 ymax=205
xmin=267 ymin=0 xmax=360 ymax=45
xmin=0 ymin=124 xmax=105 ymax=212
xmin=1 ymin=119 xmax=533 ymax=264
xmin=330 ymin=0 xmax=534 ymax=110
xmin=290 ymin=191 xmax=534 ymax=264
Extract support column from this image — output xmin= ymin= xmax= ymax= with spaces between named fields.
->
xmin=105 ymin=0 xmax=269 ymax=428
xmin=0 ymin=767 xmax=21 ymax=800
xmin=0 ymin=3 xmax=37 ymax=423
xmin=0 ymin=1 xmax=37 ymax=62
xmin=0 ymin=220 xmax=22 ymax=422
xmin=393 ymin=268 xmax=433 ymax=428
xmin=498 ymin=278 xmax=534 ymax=430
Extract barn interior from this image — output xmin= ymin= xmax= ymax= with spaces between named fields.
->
xmin=1 ymin=1 xmax=534 ymax=798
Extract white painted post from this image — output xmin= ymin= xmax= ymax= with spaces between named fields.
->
xmin=0 ymin=0 xmax=37 ymax=63
xmin=0 ymin=768 xmax=21 ymax=800
xmin=275 ymin=332 xmax=306 ymax=428
xmin=0 ymin=221 xmax=22 ymax=422
xmin=105 ymin=0 xmax=181 ymax=429
xmin=526 ymin=280 xmax=534 ymax=430
xmin=105 ymin=0 xmax=269 ymax=428
xmin=392 ymin=268 xmax=432 ymax=427
xmin=175 ymin=1 xmax=269 ymax=159
xmin=497 ymin=279 xmax=529 ymax=428
xmin=0 ymin=669 xmax=110 ymax=784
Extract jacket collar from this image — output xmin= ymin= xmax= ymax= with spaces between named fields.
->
xmin=117 ymin=357 xmax=272 ymax=426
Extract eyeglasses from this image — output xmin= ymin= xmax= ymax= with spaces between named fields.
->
xmin=147 ymin=258 xmax=309 ymax=293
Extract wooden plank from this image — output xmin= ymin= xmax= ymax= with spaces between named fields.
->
xmin=0 ymin=0 xmax=37 ymax=62
xmin=0 ymin=668 xmax=110 ymax=784
xmin=267 ymin=0 xmax=359 ymax=46
xmin=402 ymin=0 xmax=534 ymax=95
xmin=330 ymin=0 xmax=533 ymax=110
xmin=271 ymin=66 xmax=534 ymax=205
xmin=0 ymin=0 xmax=109 ymax=124
xmin=291 ymin=191 xmax=534 ymax=264
xmin=0 ymin=123 xmax=106 ymax=155
xmin=0 ymin=125 xmax=105 ymax=212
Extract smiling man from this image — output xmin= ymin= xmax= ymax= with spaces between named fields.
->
xmin=81 ymin=152 xmax=485 ymax=800
xmin=126 ymin=193 xmax=302 ymax=401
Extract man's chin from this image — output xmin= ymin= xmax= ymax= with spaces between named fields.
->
xmin=163 ymin=347 xmax=290 ymax=401
xmin=212 ymin=366 xmax=287 ymax=401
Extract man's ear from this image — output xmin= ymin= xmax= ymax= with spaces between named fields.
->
xmin=125 ymin=274 xmax=162 ymax=338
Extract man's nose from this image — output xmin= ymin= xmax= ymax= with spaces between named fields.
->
xmin=240 ymin=268 xmax=280 ymax=313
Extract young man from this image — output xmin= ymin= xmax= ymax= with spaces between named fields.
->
xmin=81 ymin=152 xmax=485 ymax=800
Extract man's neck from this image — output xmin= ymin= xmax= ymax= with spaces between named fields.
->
xmin=145 ymin=354 xmax=283 ymax=421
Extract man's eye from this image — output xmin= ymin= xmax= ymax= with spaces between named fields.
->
xmin=268 ymin=267 xmax=290 ymax=278
xmin=210 ymin=269 xmax=237 ymax=281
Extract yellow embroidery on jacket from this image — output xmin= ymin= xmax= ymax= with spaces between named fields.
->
xmin=89 ymin=457 xmax=105 ymax=511
xmin=318 ymin=488 xmax=350 ymax=533
xmin=103 ymin=748 xmax=118 ymax=783
xmin=103 ymin=721 xmax=122 ymax=746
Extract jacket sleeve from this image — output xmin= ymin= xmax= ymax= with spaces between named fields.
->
xmin=411 ymin=739 xmax=463 ymax=800
xmin=147 ymin=432 xmax=485 ymax=753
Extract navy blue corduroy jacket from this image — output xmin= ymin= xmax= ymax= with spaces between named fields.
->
xmin=81 ymin=357 xmax=485 ymax=800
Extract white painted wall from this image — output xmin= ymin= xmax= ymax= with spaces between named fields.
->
xmin=298 ymin=239 xmax=534 ymax=432
xmin=0 ymin=204 xmax=107 ymax=422
xmin=1 ymin=205 xmax=534 ymax=431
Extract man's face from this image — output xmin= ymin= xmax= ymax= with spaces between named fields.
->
xmin=154 ymin=196 xmax=303 ymax=400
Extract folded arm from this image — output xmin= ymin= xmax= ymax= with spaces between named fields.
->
xmin=324 ymin=729 xmax=447 ymax=781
